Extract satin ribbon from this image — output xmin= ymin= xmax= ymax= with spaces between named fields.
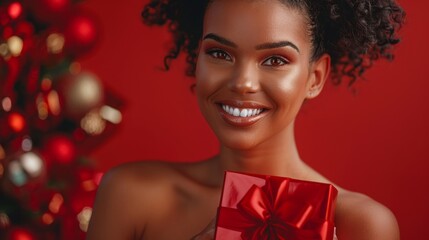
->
xmin=217 ymin=177 xmax=331 ymax=240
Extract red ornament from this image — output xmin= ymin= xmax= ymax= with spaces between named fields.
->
xmin=58 ymin=72 xmax=104 ymax=118
xmin=29 ymin=0 xmax=72 ymax=23
xmin=8 ymin=2 xmax=23 ymax=19
xmin=42 ymin=135 xmax=76 ymax=165
xmin=63 ymin=10 xmax=99 ymax=56
xmin=6 ymin=227 xmax=36 ymax=240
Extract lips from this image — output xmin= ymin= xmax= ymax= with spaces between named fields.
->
xmin=215 ymin=100 xmax=270 ymax=127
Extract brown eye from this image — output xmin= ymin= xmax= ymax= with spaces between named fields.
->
xmin=262 ymin=56 xmax=288 ymax=66
xmin=207 ymin=49 xmax=232 ymax=61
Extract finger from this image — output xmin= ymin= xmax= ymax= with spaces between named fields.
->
xmin=190 ymin=219 xmax=216 ymax=240
xmin=333 ymin=227 xmax=338 ymax=240
xmin=190 ymin=230 xmax=214 ymax=240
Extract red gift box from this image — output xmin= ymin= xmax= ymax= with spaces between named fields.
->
xmin=214 ymin=171 xmax=338 ymax=240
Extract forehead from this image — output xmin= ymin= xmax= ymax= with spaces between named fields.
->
xmin=203 ymin=0 xmax=310 ymax=52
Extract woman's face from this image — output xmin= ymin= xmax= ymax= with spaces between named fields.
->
xmin=196 ymin=0 xmax=328 ymax=150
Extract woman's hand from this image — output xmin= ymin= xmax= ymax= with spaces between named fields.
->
xmin=190 ymin=220 xmax=339 ymax=240
xmin=334 ymin=227 xmax=339 ymax=240
xmin=190 ymin=219 xmax=216 ymax=240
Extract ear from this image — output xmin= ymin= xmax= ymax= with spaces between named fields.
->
xmin=306 ymin=54 xmax=331 ymax=99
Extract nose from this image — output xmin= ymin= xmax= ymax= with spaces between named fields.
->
xmin=228 ymin=62 xmax=260 ymax=94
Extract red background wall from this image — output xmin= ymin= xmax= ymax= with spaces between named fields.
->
xmin=80 ymin=0 xmax=428 ymax=239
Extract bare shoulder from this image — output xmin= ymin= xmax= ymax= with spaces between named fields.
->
xmin=86 ymin=160 xmax=192 ymax=239
xmin=335 ymin=189 xmax=400 ymax=240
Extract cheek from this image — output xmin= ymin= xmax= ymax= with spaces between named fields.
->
xmin=195 ymin=58 xmax=226 ymax=100
xmin=263 ymin=67 xmax=308 ymax=106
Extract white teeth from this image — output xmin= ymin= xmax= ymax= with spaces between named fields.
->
xmin=233 ymin=108 xmax=240 ymax=117
xmin=221 ymin=104 xmax=264 ymax=118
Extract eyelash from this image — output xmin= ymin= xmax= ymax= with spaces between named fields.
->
xmin=262 ymin=56 xmax=289 ymax=66
xmin=206 ymin=49 xmax=289 ymax=67
xmin=206 ymin=49 xmax=233 ymax=61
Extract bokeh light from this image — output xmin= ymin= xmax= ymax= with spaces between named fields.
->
xmin=0 ymin=212 xmax=10 ymax=228
xmin=77 ymin=207 xmax=92 ymax=232
xmin=42 ymin=212 xmax=54 ymax=225
xmin=48 ymin=193 xmax=64 ymax=214
xmin=8 ymin=112 xmax=25 ymax=132
xmin=0 ymin=43 xmax=9 ymax=57
xmin=20 ymin=152 xmax=43 ymax=177
xmin=7 ymin=36 xmax=23 ymax=56
xmin=100 ymin=105 xmax=122 ymax=124
xmin=2 ymin=97 xmax=12 ymax=112
xmin=21 ymin=137 xmax=32 ymax=152
xmin=8 ymin=2 xmax=22 ymax=19
xmin=80 ymin=109 xmax=105 ymax=135
xmin=46 ymin=33 xmax=65 ymax=54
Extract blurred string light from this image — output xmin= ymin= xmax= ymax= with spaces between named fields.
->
xmin=36 ymin=94 xmax=49 ymax=120
xmin=36 ymin=78 xmax=61 ymax=119
xmin=77 ymin=207 xmax=92 ymax=232
xmin=46 ymin=33 xmax=65 ymax=54
xmin=7 ymin=36 xmax=23 ymax=57
xmin=100 ymin=105 xmax=122 ymax=124
xmin=8 ymin=112 xmax=25 ymax=132
xmin=48 ymin=193 xmax=64 ymax=214
xmin=8 ymin=152 xmax=43 ymax=186
xmin=47 ymin=90 xmax=61 ymax=115
xmin=8 ymin=160 xmax=26 ymax=186
xmin=80 ymin=109 xmax=105 ymax=135
xmin=80 ymin=105 xmax=122 ymax=135
xmin=0 ymin=212 xmax=10 ymax=228
xmin=21 ymin=136 xmax=32 ymax=152
xmin=42 ymin=213 xmax=54 ymax=225
xmin=2 ymin=97 xmax=12 ymax=112
xmin=0 ymin=213 xmax=10 ymax=228
xmin=19 ymin=152 xmax=43 ymax=177
xmin=8 ymin=2 xmax=23 ymax=19
xmin=41 ymin=193 xmax=64 ymax=225
xmin=0 ymin=42 xmax=9 ymax=58
xmin=81 ymin=177 xmax=97 ymax=192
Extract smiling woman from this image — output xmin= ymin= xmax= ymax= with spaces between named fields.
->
xmin=86 ymin=0 xmax=405 ymax=240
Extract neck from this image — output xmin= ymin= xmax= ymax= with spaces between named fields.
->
xmin=218 ymin=120 xmax=307 ymax=178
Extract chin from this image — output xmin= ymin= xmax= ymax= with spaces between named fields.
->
xmin=214 ymin=129 xmax=266 ymax=151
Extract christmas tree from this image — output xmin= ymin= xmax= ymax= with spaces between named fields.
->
xmin=0 ymin=0 xmax=122 ymax=239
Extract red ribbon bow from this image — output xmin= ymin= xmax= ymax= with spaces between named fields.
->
xmin=217 ymin=177 xmax=331 ymax=240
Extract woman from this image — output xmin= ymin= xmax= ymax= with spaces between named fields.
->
xmin=86 ymin=0 xmax=405 ymax=239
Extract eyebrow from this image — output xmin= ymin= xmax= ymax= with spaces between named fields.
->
xmin=203 ymin=33 xmax=237 ymax=48
xmin=255 ymin=41 xmax=300 ymax=53
xmin=203 ymin=33 xmax=300 ymax=53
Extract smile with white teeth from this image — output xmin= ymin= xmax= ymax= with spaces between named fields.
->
xmin=221 ymin=104 xmax=263 ymax=118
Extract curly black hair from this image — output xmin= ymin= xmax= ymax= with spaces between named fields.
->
xmin=141 ymin=0 xmax=405 ymax=86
